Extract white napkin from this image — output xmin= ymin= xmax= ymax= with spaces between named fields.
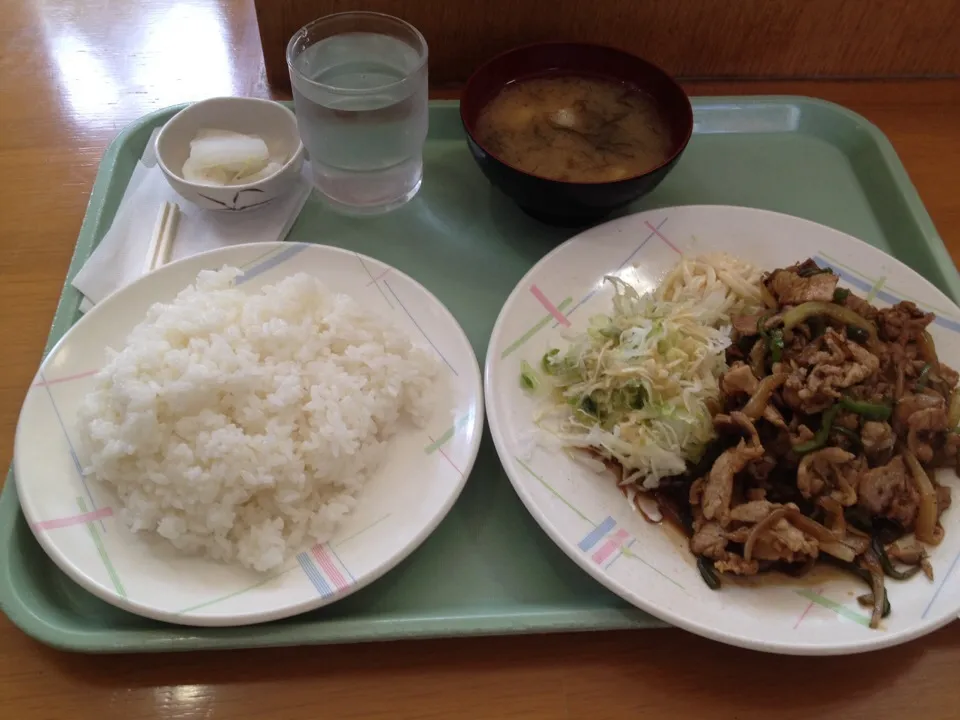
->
xmin=72 ymin=129 xmax=312 ymax=311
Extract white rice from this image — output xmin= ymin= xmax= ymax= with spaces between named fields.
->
xmin=77 ymin=267 xmax=439 ymax=572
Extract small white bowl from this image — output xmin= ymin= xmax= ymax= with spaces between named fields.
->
xmin=156 ymin=97 xmax=306 ymax=212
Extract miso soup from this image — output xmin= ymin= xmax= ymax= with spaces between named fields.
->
xmin=474 ymin=75 xmax=673 ymax=183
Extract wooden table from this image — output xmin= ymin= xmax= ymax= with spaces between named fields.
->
xmin=2 ymin=1 xmax=960 ymax=718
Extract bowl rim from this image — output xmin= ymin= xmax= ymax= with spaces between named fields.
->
xmin=460 ymin=41 xmax=694 ymax=187
xmin=155 ymin=96 xmax=306 ymax=191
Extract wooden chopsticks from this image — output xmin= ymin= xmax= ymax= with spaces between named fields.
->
xmin=143 ymin=201 xmax=181 ymax=274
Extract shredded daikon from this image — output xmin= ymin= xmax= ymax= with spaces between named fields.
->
xmin=656 ymin=252 xmax=764 ymax=314
xmin=531 ymin=253 xmax=765 ymax=488
xmin=181 ymin=129 xmax=285 ymax=186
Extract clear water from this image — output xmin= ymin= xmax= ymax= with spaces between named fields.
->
xmin=291 ymin=33 xmax=428 ymax=215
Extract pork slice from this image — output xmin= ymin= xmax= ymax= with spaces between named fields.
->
xmin=784 ymin=329 xmax=880 ymax=414
xmin=765 ymin=518 xmax=819 ymax=561
xmin=715 ymin=555 xmax=761 ymax=575
xmin=858 ymin=456 xmax=920 ymax=529
xmin=861 ymin=421 xmax=895 ymax=465
xmin=728 ymin=500 xmax=778 ymax=524
xmin=878 ymin=301 xmax=934 ymax=343
xmin=894 ymin=393 xmax=945 ymax=427
xmin=733 ymin=314 xmax=762 ymax=336
xmin=702 ymin=440 xmax=764 ymax=524
xmin=690 ymin=522 xmax=728 ymax=559
xmin=797 ymin=447 xmax=859 ymax=506
xmin=721 ymin=363 xmax=759 ymax=396
xmin=767 ymin=269 xmax=838 ymax=305
xmin=907 ymin=406 xmax=949 ymax=464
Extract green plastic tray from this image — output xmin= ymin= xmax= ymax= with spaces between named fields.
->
xmin=3 ymin=98 xmax=958 ymax=653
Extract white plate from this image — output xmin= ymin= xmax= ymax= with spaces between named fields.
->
xmin=15 ymin=242 xmax=483 ymax=626
xmin=485 ymin=205 xmax=960 ymax=655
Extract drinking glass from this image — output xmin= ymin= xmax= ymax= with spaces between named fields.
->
xmin=287 ymin=12 xmax=429 ymax=215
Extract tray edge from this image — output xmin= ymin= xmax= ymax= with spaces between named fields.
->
xmin=2 ymin=95 xmax=957 ymax=652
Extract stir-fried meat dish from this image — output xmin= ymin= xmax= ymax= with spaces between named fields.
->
xmin=653 ymin=259 xmax=957 ymax=628
xmin=524 ymin=253 xmax=956 ymax=629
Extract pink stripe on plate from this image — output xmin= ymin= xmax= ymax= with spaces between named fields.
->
xmin=592 ymin=528 xmax=629 ymax=564
xmin=33 ymin=369 xmax=99 ymax=388
xmin=33 ymin=506 xmax=114 ymax=531
xmin=311 ymin=545 xmax=350 ymax=590
xmin=530 ymin=285 xmax=570 ymax=327
xmin=644 ymin=220 xmax=681 ymax=254
xmin=793 ymin=588 xmax=822 ymax=630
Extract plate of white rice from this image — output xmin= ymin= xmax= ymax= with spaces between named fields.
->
xmin=14 ymin=242 xmax=483 ymax=626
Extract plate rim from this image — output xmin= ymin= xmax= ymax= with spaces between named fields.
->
xmin=14 ymin=241 xmax=485 ymax=627
xmin=484 ymin=204 xmax=960 ymax=655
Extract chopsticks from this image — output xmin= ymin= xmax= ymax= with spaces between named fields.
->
xmin=143 ymin=201 xmax=181 ymax=274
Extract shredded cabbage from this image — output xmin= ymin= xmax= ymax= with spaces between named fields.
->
xmin=533 ymin=253 xmax=765 ymax=488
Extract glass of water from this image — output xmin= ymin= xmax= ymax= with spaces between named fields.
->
xmin=287 ymin=12 xmax=429 ymax=216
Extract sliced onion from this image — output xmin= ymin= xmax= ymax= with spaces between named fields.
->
xmin=841 ymin=534 xmax=871 ymax=556
xmin=749 ymin=340 xmax=766 ymax=378
xmin=784 ymin=508 xmax=838 ymax=544
xmin=743 ymin=508 xmax=786 ymax=562
xmin=818 ymin=496 xmax=846 ymax=536
xmin=917 ymin=330 xmax=939 ymax=366
xmin=631 ymin=489 xmax=663 ymax=523
xmin=862 ymin=550 xmax=887 ymax=629
xmin=948 ymin=388 xmax=960 ymax=429
xmin=904 ymin=451 xmax=941 ymax=546
xmin=760 ymin=284 xmax=778 ymax=310
xmin=820 ymin=541 xmax=857 ymax=563
xmin=847 ymin=525 xmax=870 ymax=539
xmin=780 ymin=507 xmax=858 ymax=560
xmin=886 ymin=539 xmax=924 ymax=565
xmin=781 ymin=301 xmax=878 ymax=344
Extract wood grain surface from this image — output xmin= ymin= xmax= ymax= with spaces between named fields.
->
xmin=1 ymin=1 xmax=960 ymax=719
xmin=256 ymin=0 xmax=960 ymax=88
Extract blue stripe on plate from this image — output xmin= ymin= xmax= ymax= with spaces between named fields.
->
xmin=578 ymin=516 xmax=616 ymax=552
xmin=815 ymin=257 xmax=960 ymax=334
xmin=297 ymin=552 xmax=332 ymax=596
xmin=236 ymin=245 xmax=308 ymax=286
